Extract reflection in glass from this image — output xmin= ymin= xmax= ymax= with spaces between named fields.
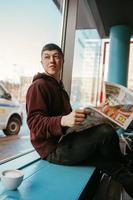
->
xmin=70 ymin=0 xmax=102 ymax=109
xmin=71 ymin=29 xmax=102 ymax=108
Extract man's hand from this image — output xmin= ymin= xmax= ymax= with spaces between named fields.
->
xmin=61 ymin=108 xmax=89 ymax=127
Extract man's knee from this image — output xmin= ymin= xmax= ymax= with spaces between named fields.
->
xmin=96 ymin=124 xmax=117 ymax=139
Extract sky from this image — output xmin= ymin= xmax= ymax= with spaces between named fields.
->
xmin=0 ymin=0 xmax=62 ymax=83
xmin=0 ymin=0 xmax=104 ymax=84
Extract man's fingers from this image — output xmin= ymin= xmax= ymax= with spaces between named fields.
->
xmin=75 ymin=117 xmax=85 ymax=123
xmin=75 ymin=108 xmax=85 ymax=113
xmin=75 ymin=112 xmax=86 ymax=118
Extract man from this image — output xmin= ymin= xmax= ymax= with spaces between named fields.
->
xmin=26 ymin=43 xmax=133 ymax=198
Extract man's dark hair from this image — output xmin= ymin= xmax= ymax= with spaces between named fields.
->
xmin=41 ymin=43 xmax=64 ymax=58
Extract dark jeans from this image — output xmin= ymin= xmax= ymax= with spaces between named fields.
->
xmin=46 ymin=124 xmax=127 ymax=174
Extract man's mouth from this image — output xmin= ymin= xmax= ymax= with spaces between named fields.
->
xmin=49 ymin=65 xmax=56 ymax=68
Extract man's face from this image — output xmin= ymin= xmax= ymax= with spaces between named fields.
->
xmin=41 ymin=50 xmax=64 ymax=80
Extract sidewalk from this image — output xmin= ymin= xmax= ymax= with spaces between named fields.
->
xmin=0 ymin=134 xmax=33 ymax=162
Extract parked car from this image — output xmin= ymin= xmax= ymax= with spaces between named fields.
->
xmin=0 ymin=83 xmax=23 ymax=136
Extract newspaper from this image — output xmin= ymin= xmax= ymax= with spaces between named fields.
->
xmin=66 ymin=82 xmax=133 ymax=134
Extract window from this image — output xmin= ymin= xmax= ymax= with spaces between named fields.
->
xmin=0 ymin=0 xmax=65 ymax=162
xmin=128 ymin=40 xmax=133 ymax=90
xmin=101 ymin=39 xmax=133 ymax=91
xmin=70 ymin=0 xmax=102 ymax=108
xmin=0 ymin=86 xmax=5 ymax=98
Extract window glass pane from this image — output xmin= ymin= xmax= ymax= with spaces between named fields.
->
xmin=102 ymin=40 xmax=133 ymax=90
xmin=128 ymin=41 xmax=133 ymax=89
xmin=70 ymin=0 xmax=103 ymax=109
xmin=70 ymin=29 xmax=102 ymax=108
xmin=0 ymin=86 xmax=5 ymax=98
xmin=0 ymin=0 xmax=64 ymax=162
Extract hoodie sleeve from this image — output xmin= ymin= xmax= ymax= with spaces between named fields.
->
xmin=26 ymin=81 xmax=64 ymax=139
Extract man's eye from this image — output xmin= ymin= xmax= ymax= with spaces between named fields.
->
xmin=44 ymin=56 xmax=50 ymax=59
xmin=54 ymin=56 xmax=60 ymax=60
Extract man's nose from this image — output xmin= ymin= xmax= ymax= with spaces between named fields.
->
xmin=50 ymin=56 xmax=55 ymax=62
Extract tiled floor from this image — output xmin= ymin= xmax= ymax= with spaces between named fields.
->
xmin=122 ymin=189 xmax=133 ymax=200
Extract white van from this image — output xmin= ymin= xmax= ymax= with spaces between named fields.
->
xmin=0 ymin=83 xmax=23 ymax=136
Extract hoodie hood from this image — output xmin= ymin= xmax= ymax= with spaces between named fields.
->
xmin=33 ymin=72 xmax=51 ymax=82
xmin=33 ymin=72 xmax=64 ymax=89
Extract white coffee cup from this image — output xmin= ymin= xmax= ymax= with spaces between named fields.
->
xmin=1 ymin=169 xmax=24 ymax=190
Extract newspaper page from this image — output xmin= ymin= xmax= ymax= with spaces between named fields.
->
xmin=97 ymin=81 xmax=133 ymax=130
xmin=66 ymin=82 xmax=133 ymax=135
xmin=66 ymin=108 xmax=110 ymax=134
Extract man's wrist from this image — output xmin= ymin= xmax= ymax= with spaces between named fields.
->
xmin=61 ymin=116 xmax=66 ymax=127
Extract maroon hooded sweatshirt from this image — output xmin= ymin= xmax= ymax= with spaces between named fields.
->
xmin=26 ymin=73 xmax=72 ymax=159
